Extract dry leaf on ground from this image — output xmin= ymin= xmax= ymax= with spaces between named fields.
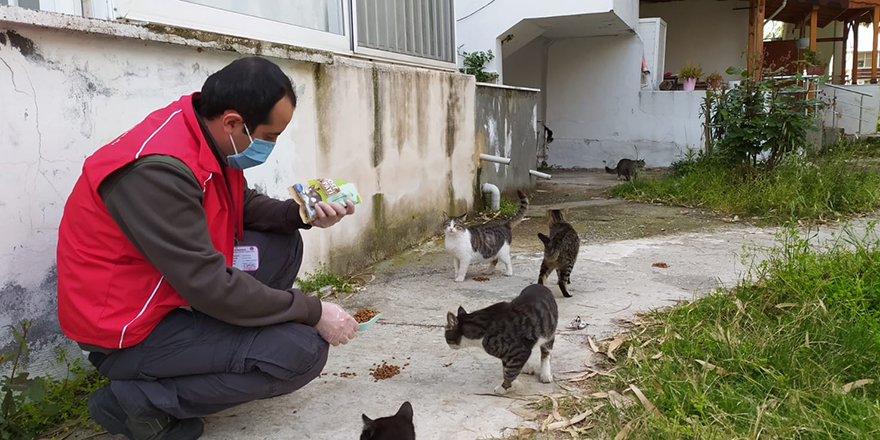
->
xmin=843 ymin=379 xmax=874 ymax=393
xmin=695 ymin=359 xmax=729 ymax=375
xmin=629 ymin=384 xmax=663 ymax=418
xmin=588 ymin=336 xmax=600 ymax=353
xmin=546 ymin=404 xmax=605 ymax=431
xmin=607 ymin=336 xmax=626 ymax=360
xmin=652 ymin=262 xmax=669 ymax=268
xmin=614 ymin=421 xmax=633 ymax=440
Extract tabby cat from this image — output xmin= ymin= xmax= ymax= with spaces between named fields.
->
xmin=443 ymin=191 xmax=529 ymax=282
xmin=537 ymin=209 xmax=579 ymax=298
xmin=361 ymin=402 xmax=415 ymax=440
xmin=445 ymin=284 xmax=558 ymax=394
xmin=605 ymin=158 xmax=645 ymax=181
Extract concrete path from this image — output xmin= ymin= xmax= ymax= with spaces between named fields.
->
xmin=93 ymin=170 xmax=874 ymax=440
xmin=200 ymin=224 xmax=799 ymax=439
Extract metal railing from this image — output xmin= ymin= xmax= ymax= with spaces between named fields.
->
xmin=823 ymin=83 xmax=874 ymax=137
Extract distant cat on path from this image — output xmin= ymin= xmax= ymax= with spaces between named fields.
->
xmin=538 ymin=209 xmax=579 ymax=298
xmin=445 ymin=284 xmax=558 ymax=394
xmin=443 ymin=191 xmax=529 ymax=282
xmin=605 ymin=158 xmax=645 ymax=181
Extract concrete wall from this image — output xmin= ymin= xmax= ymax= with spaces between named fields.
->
xmin=0 ymin=11 xmax=478 ymax=367
xmin=546 ymin=34 xmax=703 ymax=168
xmin=474 ymin=84 xmax=538 ymax=199
xmin=502 ymin=36 xmax=544 ymax=90
xmin=822 ymin=84 xmax=880 ymax=136
xmin=640 ymin=0 xmax=748 ymax=81
xmin=454 ymin=0 xmax=619 ymax=81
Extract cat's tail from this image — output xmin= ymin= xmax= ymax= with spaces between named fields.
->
xmin=507 ymin=190 xmax=529 ymax=227
xmin=605 ymin=165 xmax=617 ymax=174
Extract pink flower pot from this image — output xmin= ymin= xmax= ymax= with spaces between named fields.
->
xmin=682 ymin=78 xmax=697 ymax=91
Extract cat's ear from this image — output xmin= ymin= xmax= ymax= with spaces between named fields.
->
xmin=362 ymin=414 xmax=374 ymax=431
xmin=456 ymin=213 xmax=467 ymax=220
xmin=537 ymin=233 xmax=550 ymax=245
xmin=446 ymin=312 xmax=458 ymax=328
xmin=457 ymin=305 xmax=467 ymax=316
xmin=396 ymin=401 xmax=414 ymax=421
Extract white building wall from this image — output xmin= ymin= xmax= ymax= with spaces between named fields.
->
xmin=546 ymin=35 xmax=703 ymax=169
xmin=0 ymin=10 xmax=486 ymax=370
xmin=640 ymin=0 xmax=748 ymax=80
xmin=453 ymin=0 xmax=618 ymax=80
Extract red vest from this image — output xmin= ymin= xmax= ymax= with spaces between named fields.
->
xmin=56 ymin=94 xmax=244 ymax=349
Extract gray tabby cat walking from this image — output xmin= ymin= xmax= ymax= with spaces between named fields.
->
xmin=605 ymin=158 xmax=645 ymax=181
xmin=538 ymin=209 xmax=579 ymax=298
xmin=445 ymin=284 xmax=558 ymax=394
xmin=443 ymin=191 xmax=529 ymax=282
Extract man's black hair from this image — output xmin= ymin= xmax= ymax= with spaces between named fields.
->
xmin=199 ymin=57 xmax=297 ymax=132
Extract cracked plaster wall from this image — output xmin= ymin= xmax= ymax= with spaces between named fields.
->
xmin=0 ymin=22 xmax=477 ymax=374
xmin=474 ymin=85 xmax=537 ymax=196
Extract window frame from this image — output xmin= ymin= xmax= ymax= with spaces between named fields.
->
xmin=5 ymin=0 xmax=82 ymax=15
xmin=350 ymin=0 xmax=457 ymax=70
xmin=7 ymin=0 xmax=457 ymax=70
xmin=113 ymin=0 xmax=353 ymax=53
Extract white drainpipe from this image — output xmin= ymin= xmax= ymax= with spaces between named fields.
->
xmin=481 ymin=183 xmax=501 ymax=211
xmin=479 ymin=153 xmax=512 ymax=165
xmin=529 ymin=169 xmax=552 ymax=180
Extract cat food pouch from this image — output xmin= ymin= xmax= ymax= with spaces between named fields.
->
xmin=289 ymin=178 xmax=362 ymax=224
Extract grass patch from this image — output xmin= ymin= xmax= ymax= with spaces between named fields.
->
xmin=478 ymin=194 xmax=521 ymax=220
xmin=537 ymin=225 xmax=880 ymax=439
xmin=2 ymin=322 xmax=109 ymax=440
xmin=295 ymin=267 xmax=354 ymax=296
xmin=498 ymin=196 xmax=521 ymax=219
xmin=609 ymin=144 xmax=880 ymax=223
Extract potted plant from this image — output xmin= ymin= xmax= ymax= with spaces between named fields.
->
xmin=803 ymin=50 xmax=827 ymax=76
xmin=679 ymin=61 xmax=703 ymax=91
xmin=706 ymin=72 xmax=723 ymax=89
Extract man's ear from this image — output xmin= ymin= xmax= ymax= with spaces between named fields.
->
xmin=220 ymin=110 xmax=244 ymax=135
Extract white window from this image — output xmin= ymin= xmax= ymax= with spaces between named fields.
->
xmin=2 ymin=0 xmax=83 ymax=15
xmin=355 ymin=0 xmax=456 ymax=64
xmin=114 ymin=0 xmax=352 ymax=52
xmin=4 ymin=0 xmax=457 ymax=68
xmin=183 ymin=0 xmax=345 ymax=35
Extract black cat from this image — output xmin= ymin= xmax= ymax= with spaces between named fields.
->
xmin=361 ymin=402 xmax=415 ymax=440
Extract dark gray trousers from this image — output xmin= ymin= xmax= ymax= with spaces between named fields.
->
xmin=89 ymin=230 xmax=328 ymax=420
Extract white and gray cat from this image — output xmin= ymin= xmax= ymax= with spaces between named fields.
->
xmin=445 ymin=284 xmax=558 ymax=394
xmin=443 ymin=191 xmax=529 ymax=282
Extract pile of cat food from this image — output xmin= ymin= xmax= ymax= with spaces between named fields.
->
xmin=370 ymin=359 xmax=408 ymax=382
xmin=354 ymin=308 xmax=380 ymax=323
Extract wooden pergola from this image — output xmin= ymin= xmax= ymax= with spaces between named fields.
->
xmin=750 ymin=0 xmax=880 ymax=82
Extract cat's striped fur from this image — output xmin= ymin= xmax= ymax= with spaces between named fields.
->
xmin=538 ymin=209 xmax=580 ymax=298
xmin=443 ymin=191 xmax=529 ymax=282
xmin=605 ymin=158 xmax=645 ymax=181
xmin=445 ymin=284 xmax=558 ymax=394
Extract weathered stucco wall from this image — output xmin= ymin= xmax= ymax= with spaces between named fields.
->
xmin=546 ymin=34 xmax=703 ymax=169
xmin=0 ymin=17 xmax=476 ymax=366
xmin=474 ymin=84 xmax=538 ymax=200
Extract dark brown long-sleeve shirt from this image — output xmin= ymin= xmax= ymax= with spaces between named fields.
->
xmin=96 ymin=155 xmax=321 ymax=330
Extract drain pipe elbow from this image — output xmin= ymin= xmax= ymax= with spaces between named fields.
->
xmin=481 ymin=183 xmax=501 ymax=211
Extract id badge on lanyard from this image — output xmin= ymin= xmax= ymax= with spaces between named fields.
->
xmin=232 ymin=245 xmax=259 ymax=272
